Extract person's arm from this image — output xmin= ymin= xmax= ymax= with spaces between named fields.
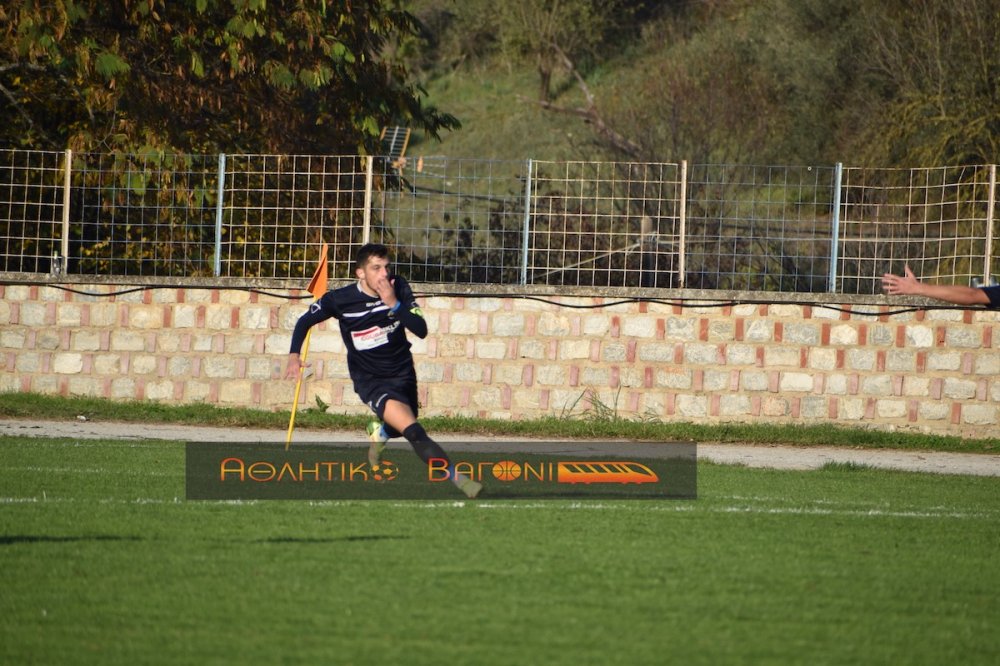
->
xmin=394 ymin=300 xmax=428 ymax=338
xmin=393 ymin=276 xmax=428 ymax=338
xmin=283 ymin=299 xmax=335 ymax=378
xmin=881 ymin=265 xmax=990 ymax=305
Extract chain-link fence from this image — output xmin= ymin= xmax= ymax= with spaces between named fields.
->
xmin=1 ymin=148 xmax=996 ymax=293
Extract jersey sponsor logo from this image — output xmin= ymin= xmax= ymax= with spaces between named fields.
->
xmin=351 ymin=322 xmax=399 ymax=350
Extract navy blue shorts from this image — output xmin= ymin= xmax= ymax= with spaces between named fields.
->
xmin=355 ymin=375 xmax=419 ymax=422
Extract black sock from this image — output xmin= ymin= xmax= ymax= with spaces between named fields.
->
xmin=402 ymin=422 xmax=450 ymax=466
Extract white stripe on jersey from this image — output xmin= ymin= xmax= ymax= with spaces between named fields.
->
xmin=341 ymin=305 xmax=390 ymax=317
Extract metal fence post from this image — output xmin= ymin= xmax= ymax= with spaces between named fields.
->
xmin=520 ymin=158 xmax=534 ymax=285
xmin=60 ymin=149 xmax=72 ymax=275
xmin=362 ymin=155 xmax=374 ymax=244
xmin=828 ymin=162 xmax=843 ymax=293
xmin=214 ymin=153 xmax=226 ymax=277
xmin=678 ymin=160 xmax=687 ymax=289
xmin=985 ymin=164 xmax=996 ymax=284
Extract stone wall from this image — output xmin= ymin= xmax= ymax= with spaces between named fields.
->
xmin=2 ymin=279 xmax=998 ymax=437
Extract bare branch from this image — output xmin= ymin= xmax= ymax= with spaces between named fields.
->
xmin=519 ymin=43 xmax=644 ymax=159
xmin=0 ymin=64 xmax=58 ymax=147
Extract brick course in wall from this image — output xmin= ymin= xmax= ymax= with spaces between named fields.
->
xmin=2 ymin=280 xmax=999 ymax=437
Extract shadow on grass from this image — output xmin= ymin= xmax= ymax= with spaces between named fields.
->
xmin=0 ymin=534 xmax=143 ymax=546
xmin=819 ymin=461 xmax=876 ymax=472
xmin=253 ymin=535 xmax=411 ymax=544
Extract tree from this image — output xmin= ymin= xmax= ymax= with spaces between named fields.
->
xmin=0 ymin=0 xmax=459 ymax=154
xmin=493 ymin=0 xmax=631 ymax=102
xmin=855 ymin=0 xmax=1000 ymax=166
xmin=577 ymin=0 xmax=870 ymax=165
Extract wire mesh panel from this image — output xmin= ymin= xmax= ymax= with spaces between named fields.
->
xmin=2 ymin=147 xmax=997 ymax=293
xmin=222 ymin=154 xmax=366 ymax=280
xmin=684 ymin=164 xmax=837 ymax=292
xmin=838 ymin=165 xmax=994 ymax=294
xmin=526 ymin=161 xmax=682 ymax=287
xmin=371 ymin=157 xmax=526 ymax=284
xmin=70 ymin=152 xmax=219 ymax=277
xmin=0 ymin=149 xmax=64 ymax=274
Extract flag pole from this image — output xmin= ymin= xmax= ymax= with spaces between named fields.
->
xmin=285 ymin=329 xmax=312 ymax=450
xmin=286 ymin=243 xmax=329 ymax=450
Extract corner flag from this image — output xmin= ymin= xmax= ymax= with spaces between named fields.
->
xmin=286 ymin=243 xmax=329 ymax=449
xmin=306 ymin=242 xmax=329 ymax=300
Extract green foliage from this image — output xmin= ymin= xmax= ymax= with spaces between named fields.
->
xmin=587 ymin=0 xmax=865 ymax=164
xmin=93 ymin=51 xmax=130 ymax=79
xmin=0 ymin=0 xmax=459 ymax=154
xmin=491 ymin=0 xmax=633 ymax=102
xmin=6 ymin=0 xmax=991 ymax=165
xmin=850 ymin=0 xmax=1000 ymax=166
xmin=410 ymin=0 xmax=996 ymax=169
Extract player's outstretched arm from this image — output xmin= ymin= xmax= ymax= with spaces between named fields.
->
xmin=881 ymin=265 xmax=990 ymax=306
xmin=284 ymin=299 xmax=334 ymax=379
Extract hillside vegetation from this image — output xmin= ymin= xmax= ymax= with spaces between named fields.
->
xmin=404 ymin=0 xmax=999 ymax=167
xmin=3 ymin=1 xmax=994 ymax=165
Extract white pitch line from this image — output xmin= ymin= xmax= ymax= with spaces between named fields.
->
xmin=465 ymin=501 xmax=991 ymax=519
xmin=6 ymin=466 xmax=180 ymax=477
xmin=0 ymin=497 xmax=993 ymax=520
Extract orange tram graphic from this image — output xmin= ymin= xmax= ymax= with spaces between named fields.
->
xmin=556 ymin=461 xmax=659 ymax=485
xmin=431 ymin=458 xmax=661 ymax=485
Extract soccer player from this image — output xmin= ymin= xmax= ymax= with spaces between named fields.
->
xmin=284 ymin=243 xmax=482 ymax=499
xmin=881 ymin=265 xmax=1000 ymax=306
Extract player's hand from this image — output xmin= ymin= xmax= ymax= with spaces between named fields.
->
xmin=881 ymin=265 xmax=921 ymax=296
xmin=373 ymin=274 xmax=397 ymax=308
xmin=284 ymin=354 xmax=309 ymax=379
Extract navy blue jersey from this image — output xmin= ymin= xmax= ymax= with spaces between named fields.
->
xmin=290 ymin=276 xmax=427 ymax=381
xmin=983 ymin=286 xmax=1000 ymax=308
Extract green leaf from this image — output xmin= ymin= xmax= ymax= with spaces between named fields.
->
xmin=361 ymin=115 xmax=379 ymax=137
xmin=191 ymin=52 xmax=205 ymax=77
xmin=95 ymin=52 xmax=130 ymax=79
xmin=297 ymin=68 xmax=317 ymax=88
xmin=264 ymin=61 xmax=296 ymax=89
xmin=126 ymin=171 xmax=147 ymax=196
xmin=138 ymin=145 xmax=162 ymax=163
xmin=329 ymin=41 xmax=348 ymax=61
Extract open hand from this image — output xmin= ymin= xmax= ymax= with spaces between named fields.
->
xmin=881 ymin=265 xmax=920 ymax=296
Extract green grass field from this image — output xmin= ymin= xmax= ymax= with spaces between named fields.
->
xmin=2 ymin=434 xmax=998 ymax=665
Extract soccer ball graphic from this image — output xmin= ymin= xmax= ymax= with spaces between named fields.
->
xmin=370 ymin=460 xmax=398 ymax=482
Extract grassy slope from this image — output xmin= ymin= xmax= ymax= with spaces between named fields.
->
xmin=412 ymin=61 xmax=609 ymax=162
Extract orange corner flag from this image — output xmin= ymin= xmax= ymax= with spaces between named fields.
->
xmin=287 ymin=242 xmax=328 ymax=450
xmin=306 ymin=243 xmax=329 ymax=300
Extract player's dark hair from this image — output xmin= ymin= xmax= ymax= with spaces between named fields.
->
xmin=355 ymin=243 xmax=389 ymax=269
